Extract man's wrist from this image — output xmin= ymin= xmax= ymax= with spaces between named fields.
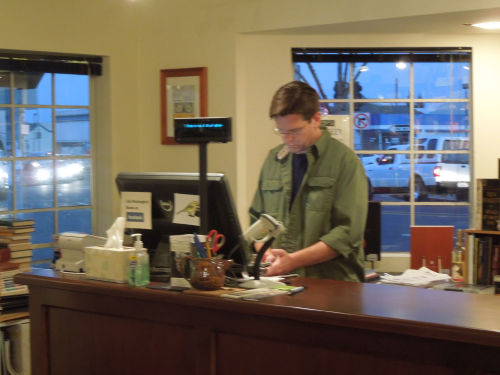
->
xmin=291 ymin=242 xmax=338 ymax=269
xmin=287 ymin=251 xmax=302 ymax=270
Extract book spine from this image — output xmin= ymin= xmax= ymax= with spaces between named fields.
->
xmin=0 ymin=248 xmax=10 ymax=262
xmin=477 ymin=238 xmax=485 ymax=284
xmin=473 ymin=237 xmax=479 ymax=284
xmin=484 ymin=237 xmax=493 ymax=284
xmin=476 ymin=237 xmax=494 ymax=285
xmin=492 ymin=244 xmax=500 ymax=280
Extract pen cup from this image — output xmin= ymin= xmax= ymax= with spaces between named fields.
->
xmin=179 ymin=256 xmax=233 ymax=290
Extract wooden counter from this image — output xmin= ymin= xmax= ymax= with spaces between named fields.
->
xmin=15 ymin=269 xmax=500 ymax=375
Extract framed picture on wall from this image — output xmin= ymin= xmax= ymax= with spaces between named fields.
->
xmin=160 ymin=67 xmax=207 ymax=145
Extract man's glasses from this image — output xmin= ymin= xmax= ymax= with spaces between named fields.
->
xmin=273 ymin=126 xmax=306 ymax=137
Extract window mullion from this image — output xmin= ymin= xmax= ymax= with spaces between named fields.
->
xmin=409 ymin=61 xmax=415 ymax=223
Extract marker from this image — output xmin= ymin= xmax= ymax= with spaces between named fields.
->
xmin=288 ymin=286 xmax=305 ymax=295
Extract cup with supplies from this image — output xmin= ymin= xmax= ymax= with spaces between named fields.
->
xmin=178 ymin=256 xmax=233 ymax=290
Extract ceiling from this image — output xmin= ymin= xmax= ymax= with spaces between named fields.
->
xmin=259 ymin=7 xmax=500 ymax=35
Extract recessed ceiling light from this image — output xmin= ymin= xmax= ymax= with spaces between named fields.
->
xmin=470 ymin=22 xmax=500 ymax=30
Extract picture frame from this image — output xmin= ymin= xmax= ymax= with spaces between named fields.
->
xmin=160 ymin=67 xmax=207 ymax=145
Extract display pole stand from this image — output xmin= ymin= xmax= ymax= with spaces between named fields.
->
xmin=199 ymin=142 xmax=208 ymax=235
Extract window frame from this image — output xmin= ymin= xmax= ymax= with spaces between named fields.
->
xmin=0 ymin=67 xmax=95 ymax=267
xmin=293 ymin=48 xmax=472 ymax=255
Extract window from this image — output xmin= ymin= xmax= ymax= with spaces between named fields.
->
xmin=0 ymin=53 xmax=101 ymax=268
xmin=293 ymin=48 xmax=471 ymax=253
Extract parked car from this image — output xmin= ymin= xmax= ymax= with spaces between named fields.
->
xmin=364 ymin=136 xmax=470 ymax=201
xmin=432 ymin=153 xmax=469 ymax=200
xmin=420 ymin=136 xmax=470 ymax=199
xmin=365 ymin=145 xmax=435 ymax=201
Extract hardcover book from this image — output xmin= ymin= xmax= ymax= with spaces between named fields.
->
xmin=410 ymin=226 xmax=454 ymax=273
xmin=0 ymin=234 xmax=31 ymax=241
xmin=8 ymin=256 xmax=32 ymax=265
xmin=0 ymin=284 xmax=28 ymax=297
xmin=9 ymin=250 xmax=32 ymax=259
xmin=7 ymin=243 xmax=33 ymax=251
xmin=0 ymin=237 xmax=31 ymax=245
xmin=0 ymin=227 xmax=35 ymax=235
xmin=0 ymin=262 xmax=19 ymax=272
xmin=0 ymin=248 xmax=10 ymax=263
xmin=0 ymin=218 xmax=35 ymax=227
xmin=492 ymin=244 xmax=500 ymax=278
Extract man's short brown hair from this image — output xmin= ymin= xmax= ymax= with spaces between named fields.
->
xmin=269 ymin=81 xmax=320 ymax=121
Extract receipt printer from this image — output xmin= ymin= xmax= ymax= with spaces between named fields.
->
xmin=54 ymin=232 xmax=107 ymax=273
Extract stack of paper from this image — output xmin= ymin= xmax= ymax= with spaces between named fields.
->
xmin=379 ymin=267 xmax=451 ymax=288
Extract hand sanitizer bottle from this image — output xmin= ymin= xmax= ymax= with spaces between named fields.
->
xmin=128 ymin=233 xmax=150 ymax=286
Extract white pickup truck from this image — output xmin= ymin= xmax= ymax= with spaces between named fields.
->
xmin=430 ymin=153 xmax=469 ymax=200
xmin=421 ymin=136 xmax=470 ymax=200
xmin=364 ymin=139 xmax=470 ymax=201
xmin=364 ymin=145 xmax=436 ymax=201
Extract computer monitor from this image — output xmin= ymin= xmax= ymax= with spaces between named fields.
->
xmin=115 ymin=172 xmax=248 ymax=268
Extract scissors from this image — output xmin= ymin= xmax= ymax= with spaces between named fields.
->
xmin=207 ymin=229 xmax=226 ymax=256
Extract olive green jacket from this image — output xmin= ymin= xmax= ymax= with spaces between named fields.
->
xmin=249 ymin=130 xmax=368 ymax=281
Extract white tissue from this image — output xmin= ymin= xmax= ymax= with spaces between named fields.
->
xmin=104 ymin=217 xmax=126 ymax=249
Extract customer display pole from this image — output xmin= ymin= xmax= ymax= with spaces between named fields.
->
xmin=199 ymin=142 xmax=208 ymax=235
xmin=173 ymin=116 xmax=233 ymax=236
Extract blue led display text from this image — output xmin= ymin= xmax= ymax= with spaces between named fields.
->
xmin=184 ymin=123 xmax=223 ymax=128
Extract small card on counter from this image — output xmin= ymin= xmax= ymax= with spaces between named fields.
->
xmin=220 ymin=288 xmax=288 ymax=300
xmin=220 ymin=286 xmax=305 ymax=300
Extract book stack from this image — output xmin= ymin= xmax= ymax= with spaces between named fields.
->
xmin=0 ymin=264 xmax=30 ymax=314
xmin=0 ymin=266 xmax=29 ymax=313
xmin=0 ymin=218 xmax=35 ymax=272
xmin=0 ymin=219 xmax=33 ymax=312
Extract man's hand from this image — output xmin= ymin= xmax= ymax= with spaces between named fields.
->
xmin=262 ymin=241 xmax=340 ymax=276
xmin=261 ymin=249 xmax=276 ymax=263
xmin=264 ymin=249 xmax=295 ymax=276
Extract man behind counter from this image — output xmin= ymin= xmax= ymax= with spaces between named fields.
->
xmin=249 ymin=81 xmax=368 ymax=282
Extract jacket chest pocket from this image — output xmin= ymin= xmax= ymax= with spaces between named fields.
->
xmin=305 ymin=177 xmax=335 ymax=211
xmin=261 ymin=179 xmax=283 ymax=215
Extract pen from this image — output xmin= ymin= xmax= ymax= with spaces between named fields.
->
xmin=193 ymin=233 xmax=206 ymax=257
xmin=288 ymin=286 xmax=305 ymax=295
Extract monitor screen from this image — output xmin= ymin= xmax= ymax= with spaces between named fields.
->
xmin=115 ymin=172 xmax=248 ymax=267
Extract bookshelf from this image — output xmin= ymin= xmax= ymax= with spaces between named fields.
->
xmin=465 ymin=229 xmax=500 ymax=293
xmin=465 ymin=230 xmax=500 ymax=236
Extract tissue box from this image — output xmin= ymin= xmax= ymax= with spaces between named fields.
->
xmin=84 ymin=246 xmax=138 ymax=283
